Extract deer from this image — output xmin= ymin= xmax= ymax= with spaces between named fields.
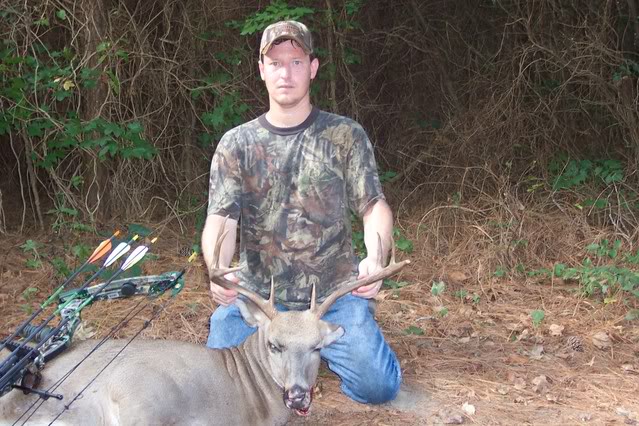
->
xmin=0 ymin=228 xmax=409 ymax=426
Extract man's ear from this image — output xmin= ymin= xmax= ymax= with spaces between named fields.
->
xmin=258 ymin=59 xmax=265 ymax=81
xmin=319 ymin=320 xmax=344 ymax=347
xmin=310 ymin=57 xmax=319 ymax=80
xmin=236 ymin=298 xmax=272 ymax=328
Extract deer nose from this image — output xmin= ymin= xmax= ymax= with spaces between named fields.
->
xmin=284 ymin=385 xmax=307 ymax=404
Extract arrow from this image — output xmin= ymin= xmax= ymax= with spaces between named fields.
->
xmin=0 ymin=231 xmax=120 ymax=355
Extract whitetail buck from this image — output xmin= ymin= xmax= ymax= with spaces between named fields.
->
xmin=0 ymin=230 xmax=409 ymax=425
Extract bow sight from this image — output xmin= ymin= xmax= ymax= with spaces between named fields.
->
xmin=0 ymin=232 xmax=190 ymax=402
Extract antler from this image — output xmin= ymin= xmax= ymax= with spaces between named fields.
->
xmin=209 ymin=218 xmax=278 ymax=319
xmin=313 ymin=234 xmax=410 ymax=318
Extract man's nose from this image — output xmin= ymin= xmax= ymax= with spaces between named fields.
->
xmin=279 ymin=64 xmax=291 ymax=78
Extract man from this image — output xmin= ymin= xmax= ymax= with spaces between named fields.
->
xmin=202 ymin=20 xmax=400 ymax=404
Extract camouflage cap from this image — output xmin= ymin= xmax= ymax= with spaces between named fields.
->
xmin=260 ymin=20 xmax=313 ymax=56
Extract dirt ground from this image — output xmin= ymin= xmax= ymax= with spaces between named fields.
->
xmin=0 ymin=226 xmax=638 ymax=425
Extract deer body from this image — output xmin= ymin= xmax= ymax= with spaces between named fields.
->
xmin=1 ymin=335 xmax=291 ymax=426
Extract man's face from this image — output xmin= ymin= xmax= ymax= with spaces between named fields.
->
xmin=259 ymin=40 xmax=319 ymax=109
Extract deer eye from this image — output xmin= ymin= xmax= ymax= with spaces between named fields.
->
xmin=268 ymin=342 xmax=282 ymax=353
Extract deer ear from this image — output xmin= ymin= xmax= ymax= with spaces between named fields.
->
xmin=236 ymin=299 xmax=272 ymax=328
xmin=319 ymin=321 xmax=344 ymax=347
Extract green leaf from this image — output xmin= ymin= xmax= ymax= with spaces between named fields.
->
xmin=530 ymin=310 xmax=545 ymax=327
xmin=72 ymin=244 xmax=91 ymax=260
xmin=25 ymin=259 xmax=42 ymax=269
xmin=403 ymin=325 xmax=424 ymax=336
xmin=431 ymin=281 xmax=446 ymax=296
xmin=127 ymin=121 xmax=143 ymax=134
xmin=56 ymin=9 xmax=67 ymax=20
xmin=625 ymin=309 xmax=639 ymax=321
xmin=127 ymin=223 xmax=152 ymax=237
xmin=20 ymin=239 xmax=39 ymax=253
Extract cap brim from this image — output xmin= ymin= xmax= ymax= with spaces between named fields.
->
xmin=260 ymin=36 xmax=312 ymax=56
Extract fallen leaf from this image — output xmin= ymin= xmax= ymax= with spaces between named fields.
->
xmin=621 ymin=364 xmax=638 ymax=375
xmin=579 ymin=413 xmax=593 ymax=422
xmin=74 ymin=323 xmax=96 ymax=340
xmin=529 ymin=345 xmax=545 ymax=360
xmin=462 ymin=402 xmax=476 ymax=416
xmin=448 ymin=271 xmax=469 ymax=282
xmin=592 ymin=331 xmax=612 ymax=350
xmin=438 ymin=408 xmax=465 ymax=424
xmin=504 ymin=354 xmax=529 ymax=365
xmin=513 ymin=377 xmax=526 ymax=390
xmin=496 ymin=386 xmax=509 ymax=395
xmin=532 ymin=375 xmax=550 ymax=393
xmin=546 ymin=393 xmax=559 ymax=403
xmin=549 ymin=324 xmax=564 ymax=336
xmin=506 ymin=322 xmax=524 ymax=332
xmin=517 ymin=329 xmax=530 ymax=341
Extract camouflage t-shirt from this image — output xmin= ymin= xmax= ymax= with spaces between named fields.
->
xmin=207 ymin=107 xmax=385 ymax=308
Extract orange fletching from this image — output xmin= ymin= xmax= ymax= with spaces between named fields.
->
xmin=87 ymin=236 xmax=115 ymax=264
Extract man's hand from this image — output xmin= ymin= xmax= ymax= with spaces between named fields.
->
xmin=210 ymin=272 xmax=240 ymax=306
xmin=352 ymin=257 xmax=384 ymax=299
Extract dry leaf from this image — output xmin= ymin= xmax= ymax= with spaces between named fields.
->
xmin=529 ymin=345 xmax=545 ymax=360
xmin=496 ymin=386 xmax=509 ymax=395
xmin=549 ymin=324 xmax=564 ymax=336
xmin=462 ymin=402 xmax=476 ymax=416
xmin=579 ymin=413 xmax=593 ymax=422
xmin=532 ymin=375 xmax=550 ymax=393
xmin=438 ymin=408 xmax=465 ymax=425
xmin=517 ymin=329 xmax=530 ymax=341
xmin=513 ymin=377 xmax=526 ymax=390
xmin=546 ymin=394 xmax=559 ymax=403
xmin=62 ymin=80 xmax=76 ymax=91
xmin=74 ymin=323 xmax=96 ymax=341
xmin=448 ymin=271 xmax=469 ymax=282
xmin=505 ymin=354 xmax=529 ymax=365
xmin=621 ymin=364 xmax=638 ymax=375
xmin=592 ymin=331 xmax=612 ymax=350
xmin=505 ymin=322 xmax=524 ymax=332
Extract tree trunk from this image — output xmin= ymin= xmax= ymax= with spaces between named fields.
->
xmin=80 ymin=0 xmax=111 ymax=222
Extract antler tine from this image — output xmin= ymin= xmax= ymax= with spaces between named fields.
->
xmin=309 ymin=283 xmax=317 ymax=311
xmin=209 ymin=217 xmax=278 ymax=319
xmin=314 ymin=235 xmax=410 ymax=318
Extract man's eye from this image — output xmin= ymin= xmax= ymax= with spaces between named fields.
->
xmin=268 ymin=342 xmax=282 ymax=353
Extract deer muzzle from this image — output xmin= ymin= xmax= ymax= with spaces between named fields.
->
xmin=284 ymin=385 xmax=312 ymax=415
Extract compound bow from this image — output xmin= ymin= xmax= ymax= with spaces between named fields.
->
xmin=0 ymin=233 xmax=190 ymax=403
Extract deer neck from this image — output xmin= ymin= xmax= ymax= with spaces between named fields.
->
xmin=217 ymin=330 xmax=290 ymax=424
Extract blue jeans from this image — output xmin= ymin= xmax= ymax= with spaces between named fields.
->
xmin=207 ymin=294 xmax=401 ymax=404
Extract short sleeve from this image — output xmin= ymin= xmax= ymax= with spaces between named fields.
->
xmin=346 ymin=124 xmax=385 ymax=215
xmin=207 ymin=132 xmax=242 ymax=219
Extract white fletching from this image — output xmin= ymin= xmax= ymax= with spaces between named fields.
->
xmin=121 ymin=245 xmax=149 ymax=271
xmin=104 ymin=242 xmax=131 ymax=267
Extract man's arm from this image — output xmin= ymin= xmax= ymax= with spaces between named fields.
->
xmin=352 ymin=198 xmax=393 ymax=299
xmin=202 ymin=214 xmax=240 ymax=305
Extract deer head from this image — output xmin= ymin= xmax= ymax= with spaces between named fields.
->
xmin=208 ymin=221 xmax=410 ymax=415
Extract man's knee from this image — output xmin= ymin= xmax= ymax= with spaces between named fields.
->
xmin=206 ymin=305 xmax=255 ymax=349
xmin=342 ymin=360 xmax=401 ymax=404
